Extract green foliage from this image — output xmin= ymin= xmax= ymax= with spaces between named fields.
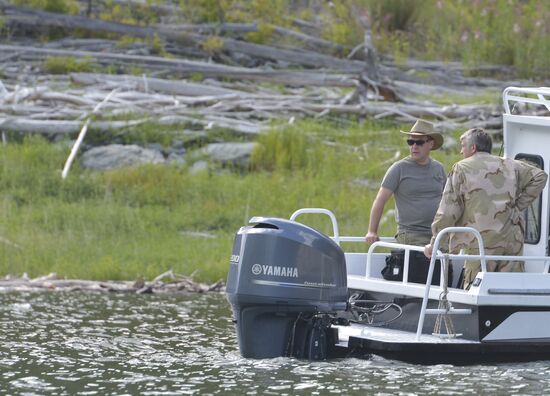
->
xmin=250 ymin=127 xmax=316 ymax=173
xmin=366 ymin=0 xmax=550 ymax=78
xmin=178 ymin=0 xmax=229 ymax=23
xmin=99 ymin=0 xmax=160 ymax=25
xmin=190 ymin=72 xmax=204 ymax=82
xmin=177 ymin=0 xmax=288 ymax=44
xmin=320 ymin=1 xmax=364 ymax=46
xmin=366 ymin=0 xmax=419 ymax=31
xmin=14 ymin=0 xmax=79 ymax=14
xmin=0 ymin=117 xmax=468 ymax=282
xmin=200 ymin=36 xmax=225 ymax=54
xmin=147 ymin=33 xmax=166 ymax=56
xmin=43 ymin=56 xmax=95 ymax=74
xmin=244 ymin=22 xmax=275 ymax=44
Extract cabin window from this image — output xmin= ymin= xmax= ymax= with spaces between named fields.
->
xmin=515 ymin=154 xmax=544 ymax=244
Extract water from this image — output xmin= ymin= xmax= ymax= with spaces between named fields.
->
xmin=0 ymin=291 xmax=549 ymax=395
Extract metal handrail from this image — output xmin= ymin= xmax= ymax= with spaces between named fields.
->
xmin=503 ymin=86 xmax=550 ymax=114
xmin=415 ymin=226 xmax=485 ymax=340
xmin=290 ymin=208 xmax=340 ymax=245
xmin=366 ymin=240 xmax=430 ymax=283
xmin=290 ymin=208 xmax=395 ymax=246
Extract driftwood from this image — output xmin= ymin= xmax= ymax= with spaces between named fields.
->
xmin=0 ymin=118 xmax=146 ymax=134
xmin=160 ymin=22 xmax=348 ymax=53
xmin=70 ymin=72 xmax=252 ymax=97
xmin=346 ymin=9 xmax=402 ymax=105
xmin=2 ymin=3 xmax=364 ymax=71
xmin=0 ymin=44 xmax=358 ymax=88
xmin=0 ymin=3 xmax=524 ymax=141
xmin=0 ymin=271 xmax=225 ymax=293
xmin=0 ymin=65 xmax=499 ymax=138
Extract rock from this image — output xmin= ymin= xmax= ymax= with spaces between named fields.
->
xmin=167 ymin=152 xmax=186 ymax=165
xmin=146 ymin=142 xmax=164 ymax=154
xmin=171 ymin=139 xmax=185 ymax=150
xmin=204 ymin=142 xmax=257 ymax=166
xmin=81 ymin=144 xmax=165 ymax=170
xmin=189 ymin=160 xmax=208 ymax=174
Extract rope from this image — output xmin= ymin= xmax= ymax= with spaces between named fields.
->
xmin=433 ymin=256 xmax=457 ymax=337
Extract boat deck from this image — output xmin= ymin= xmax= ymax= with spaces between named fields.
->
xmin=334 ymin=323 xmax=550 ymax=364
xmin=337 ymin=323 xmax=478 ymax=347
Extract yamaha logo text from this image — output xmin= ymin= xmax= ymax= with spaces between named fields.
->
xmin=251 ymin=264 xmax=298 ymax=278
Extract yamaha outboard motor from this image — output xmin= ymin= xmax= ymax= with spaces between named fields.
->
xmin=226 ymin=217 xmax=348 ymax=359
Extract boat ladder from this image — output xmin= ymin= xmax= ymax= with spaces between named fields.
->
xmin=415 ymin=227 xmax=485 ymax=340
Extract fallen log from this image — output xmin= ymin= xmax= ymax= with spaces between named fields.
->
xmin=0 ymin=118 xmax=145 ymax=134
xmin=1 ymin=3 xmax=364 ymax=71
xmin=0 ymin=272 xmax=225 ymax=293
xmin=218 ymin=38 xmax=363 ymax=72
xmin=300 ymin=101 xmax=496 ymax=119
xmin=70 ymin=72 xmax=251 ymax=97
xmin=0 ymin=44 xmax=358 ymax=87
xmin=160 ymin=22 xmax=348 ymax=53
xmin=157 ymin=115 xmax=262 ymax=135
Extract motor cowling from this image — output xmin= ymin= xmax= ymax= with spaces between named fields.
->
xmin=226 ymin=217 xmax=348 ymax=359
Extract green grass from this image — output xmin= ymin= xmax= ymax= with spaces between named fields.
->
xmin=365 ymin=0 xmax=550 ymax=78
xmin=43 ymin=56 xmax=96 ymax=74
xmin=417 ymin=89 xmax=502 ymax=106
xmin=0 ymin=120 xmax=465 ymax=283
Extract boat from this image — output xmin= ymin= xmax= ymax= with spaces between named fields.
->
xmin=226 ymin=86 xmax=550 ymax=364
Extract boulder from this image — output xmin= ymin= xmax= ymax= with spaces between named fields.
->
xmin=81 ymin=144 xmax=165 ymax=170
xmin=204 ymin=142 xmax=257 ymax=166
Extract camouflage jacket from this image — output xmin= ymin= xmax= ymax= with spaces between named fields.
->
xmin=430 ymin=152 xmax=548 ymax=253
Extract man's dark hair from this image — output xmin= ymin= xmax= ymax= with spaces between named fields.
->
xmin=461 ymin=128 xmax=492 ymax=153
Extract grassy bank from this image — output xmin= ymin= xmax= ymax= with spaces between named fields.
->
xmin=0 ymin=119 xmax=466 ymax=283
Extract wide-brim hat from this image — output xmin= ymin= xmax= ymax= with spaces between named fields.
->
xmin=400 ymin=119 xmax=443 ymax=150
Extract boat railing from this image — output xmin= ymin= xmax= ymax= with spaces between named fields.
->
xmin=290 ymin=207 xmax=395 ymax=246
xmin=290 ymin=208 xmax=550 ymax=276
xmin=366 ymin=240 xmax=439 ymax=282
xmin=415 ymin=227 xmax=550 ymax=340
xmin=503 ymin=86 xmax=550 ymax=115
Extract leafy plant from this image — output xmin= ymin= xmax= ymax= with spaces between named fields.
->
xmin=200 ymin=36 xmax=225 ymax=54
xmin=14 ymin=0 xmax=79 ymax=14
xmin=43 ymin=56 xmax=95 ymax=74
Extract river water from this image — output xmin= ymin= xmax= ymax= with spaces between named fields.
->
xmin=0 ymin=291 xmax=549 ymax=395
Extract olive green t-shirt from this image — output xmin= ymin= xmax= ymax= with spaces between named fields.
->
xmin=381 ymin=157 xmax=446 ymax=233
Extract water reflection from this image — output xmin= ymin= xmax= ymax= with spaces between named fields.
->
xmin=0 ymin=291 xmax=549 ymax=394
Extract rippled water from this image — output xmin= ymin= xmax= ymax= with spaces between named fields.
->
xmin=0 ymin=291 xmax=549 ymax=395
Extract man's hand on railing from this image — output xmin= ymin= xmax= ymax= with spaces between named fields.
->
xmin=365 ymin=231 xmax=379 ymax=245
xmin=424 ymin=244 xmax=433 ymax=258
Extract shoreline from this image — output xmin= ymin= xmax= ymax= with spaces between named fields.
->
xmin=0 ymin=272 xmax=225 ymax=294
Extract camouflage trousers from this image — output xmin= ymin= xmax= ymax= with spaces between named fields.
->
xmin=463 ymin=246 xmax=524 ymax=290
xmin=396 ymin=231 xmax=432 ymax=247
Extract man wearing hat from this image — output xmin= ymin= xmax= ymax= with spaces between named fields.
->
xmin=365 ymin=119 xmax=446 ymax=246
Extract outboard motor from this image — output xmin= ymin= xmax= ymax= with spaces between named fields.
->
xmin=226 ymin=216 xmax=348 ymax=359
